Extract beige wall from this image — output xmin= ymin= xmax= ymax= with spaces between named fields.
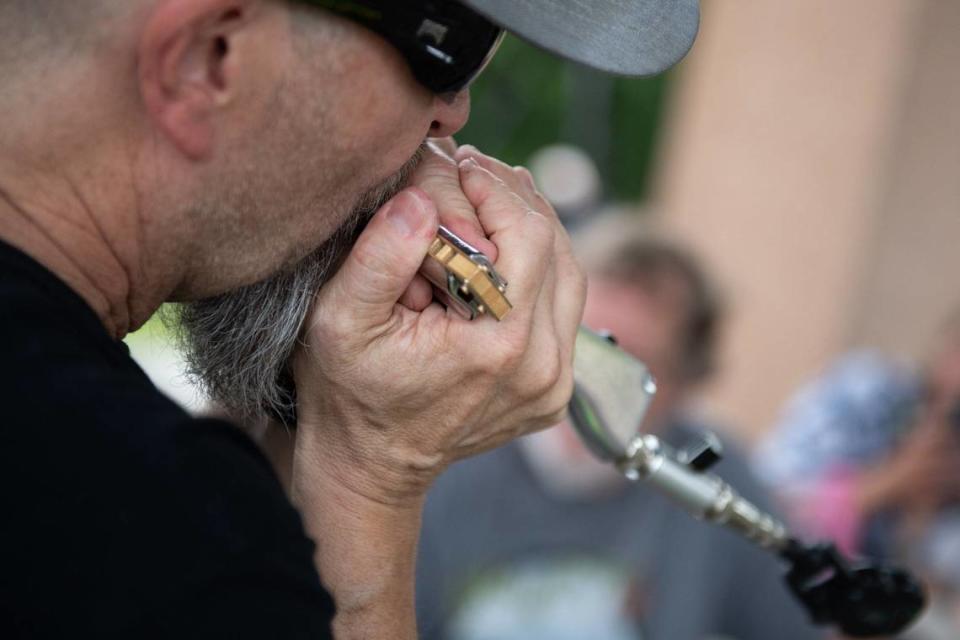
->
xmin=653 ymin=0 xmax=959 ymax=441
xmin=851 ymin=1 xmax=960 ymax=361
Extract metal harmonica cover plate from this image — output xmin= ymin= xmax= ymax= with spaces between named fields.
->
xmin=420 ymin=225 xmax=512 ymax=321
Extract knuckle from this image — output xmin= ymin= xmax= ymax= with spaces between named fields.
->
xmin=554 ymin=244 xmax=587 ymax=295
xmin=513 ymin=166 xmax=536 ymax=188
xmin=527 ymin=403 xmax=568 ymax=433
xmin=554 ymin=361 xmax=576 ymax=407
xmin=351 ymin=236 xmax=384 ymax=274
xmin=508 ymin=192 xmax=531 ymax=212
xmin=538 ymin=370 xmax=575 ymax=427
xmin=350 ymin=242 xmax=397 ymax=298
xmin=532 ymin=192 xmax=555 ymax=216
xmin=500 ymin=343 xmax=527 ymax=373
xmin=524 ymin=208 xmax=553 ymax=231
xmin=539 ymin=349 xmax=564 ymax=391
xmin=520 ymin=347 xmax=564 ymax=402
xmin=487 ymin=331 xmax=528 ymax=373
xmin=464 ymin=165 xmax=501 ymax=199
xmin=489 ymin=171 xmax=510 ymax=192
xmin=472 ymin=148 xmax=496 ymax=165
xmin=532 ymin=376 xmax=559 ymax=405
xmin=541 ymin=407 xmax=569 ymax=431
xmin=314 ymin=304 xmax=353 ymax=345
xmin=570 ymin=260 xmax=588 ymax=296
xmin=524 ymin=210 xmax=556 ymax=246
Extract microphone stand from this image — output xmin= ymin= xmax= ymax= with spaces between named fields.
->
xmin=569 ymin=327 xmax=926 ymax=638
xmin=419 ymin=229 xmax=929 ymax=636
xmin=607 ymin=430 xmax=926 ymax=638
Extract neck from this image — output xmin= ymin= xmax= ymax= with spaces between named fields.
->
xmin=0 ymin=47 xmax=180 ymax=338
xmin=0 ymin=170 xmax=154 ymax=339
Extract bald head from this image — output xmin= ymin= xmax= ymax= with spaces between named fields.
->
xmin=0 ymin=0 xmax=463 ymax=337
xmin=0 ymin=1 xmax=123 ymax=66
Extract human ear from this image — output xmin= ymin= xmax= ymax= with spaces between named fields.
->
xmin=138 ymin=0 xmax=254 ymax=160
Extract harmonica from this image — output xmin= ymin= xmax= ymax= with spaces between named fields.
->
xmin=419 ymin=226 xmax=512 ymax=320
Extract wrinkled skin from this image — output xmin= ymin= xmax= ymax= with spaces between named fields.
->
xmin=293 ymin=143 xmax=585 ymax=506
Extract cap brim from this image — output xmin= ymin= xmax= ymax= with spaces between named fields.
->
xmin=460 ymin=0 xmax=700 ymax=77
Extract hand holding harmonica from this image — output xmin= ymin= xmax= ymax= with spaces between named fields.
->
xmin=292 ymin=143 xmax=584 ymax=508
xmin=419 ymin=224 xmax=512 ymax=321
xmin=413 ymin=142 xmax=575 ymax=323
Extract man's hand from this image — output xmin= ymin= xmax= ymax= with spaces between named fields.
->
xmin=293 ymin=144 xmax=584 ymax=505
xmin=394 ymin=139 xmax=500 ymax=313
xmin=288 ymin=144 xmax=585 ymax=639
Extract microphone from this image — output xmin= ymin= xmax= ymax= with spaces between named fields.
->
xmin=569 ymin=327 xmax=927 ymax=637
xmin=418 ymin=230 xmax=929 ymax=637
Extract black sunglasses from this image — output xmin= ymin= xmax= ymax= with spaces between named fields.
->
xmin=302 ymin=0 xmax=505 ymax=94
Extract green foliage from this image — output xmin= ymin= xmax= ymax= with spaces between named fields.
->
xmin=457 ymin=35 xmax=671 ymax=201
xmin=609 ymin=71 xmax=670 ymax=200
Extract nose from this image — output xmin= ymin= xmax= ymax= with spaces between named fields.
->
xmin=429 ymin=90 xmax=471 ymax=138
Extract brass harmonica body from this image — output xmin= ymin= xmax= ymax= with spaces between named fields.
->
xmin=419 ymin=226 xmax=512 ymax=321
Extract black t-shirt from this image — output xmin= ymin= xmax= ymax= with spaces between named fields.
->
xmin=0 ymin=240 xmax=335 ymax=638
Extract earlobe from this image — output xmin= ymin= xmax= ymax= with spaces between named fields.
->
xmin=138 ymin=0 xmax=249 ymax=160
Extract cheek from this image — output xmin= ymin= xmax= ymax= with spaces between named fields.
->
xmin=357 ymin=115 xmax=425 ymax=167
xmin=338 ymin=44 xmax=434 ymax=173
xmin=354 ymin=89 xmax=432 ymax=175
xmin=361 ymin=69 xmax=433 ymax=170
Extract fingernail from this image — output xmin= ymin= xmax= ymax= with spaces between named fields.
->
xmin=387 ymin=190 xmax=428 ymax=236
xmin=459 ymin=158 xmax=479 ymax=172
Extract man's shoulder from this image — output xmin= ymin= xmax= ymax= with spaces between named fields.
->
xmin=1 ymin=406 xmax=329 ymax=636
xmin=0 ymin=251 xmax=331 ymax=636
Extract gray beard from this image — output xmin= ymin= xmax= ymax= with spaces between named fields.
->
xmin=174 ymin=147 xmax=425 ymax=425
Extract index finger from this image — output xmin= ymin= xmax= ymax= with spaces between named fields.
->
xmin=458 ymin=158 xmax=554 ymax=314
xmin=414 ymin=141 xmax=499 ymax=261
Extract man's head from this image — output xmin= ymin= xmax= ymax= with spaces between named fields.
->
xmin=1 ymin=0 xmax=469 ymax=305
xmin=1 ymin=0 xmax=700 ymax=301
xmin=577 ymin=215 xmax=722 ymax=429
xmin=0 ymin=1 xmax=700 ymax=415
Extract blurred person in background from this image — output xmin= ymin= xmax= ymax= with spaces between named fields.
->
xmin=755 ymin=309 xmax=960 ymax=639
xmin=415 ymin=214 xmax=822 ymax=640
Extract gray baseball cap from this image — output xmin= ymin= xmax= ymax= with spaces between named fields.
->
xmin=461 ymin=0 xmax=700 ymax=76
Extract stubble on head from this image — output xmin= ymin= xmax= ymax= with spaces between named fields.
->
xmin=173 ymin=145 xmax=425 ymax=425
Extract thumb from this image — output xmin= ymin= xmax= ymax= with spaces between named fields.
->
xmin=324 ymin=187 xmax=439 ymax=331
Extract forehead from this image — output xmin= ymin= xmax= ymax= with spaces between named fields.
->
xmin=586 ymin=275 xmax=691 ymax=320
xmin=583 ymin=277 xmax=688 ymax=358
